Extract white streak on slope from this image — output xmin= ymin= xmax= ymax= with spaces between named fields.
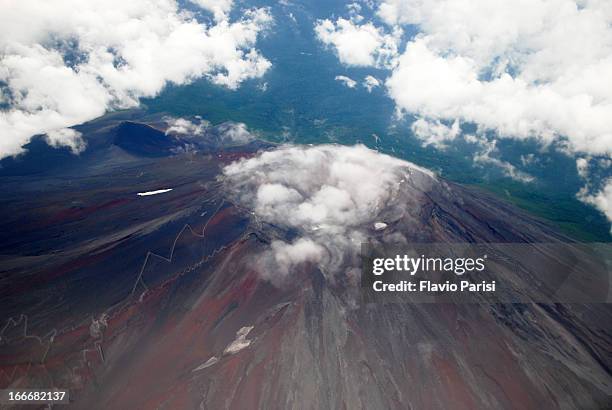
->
xmin=137 ymin=189 xmax=173 ymax=197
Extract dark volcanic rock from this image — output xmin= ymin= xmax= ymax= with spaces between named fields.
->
xmin=0 ymin=120 xmax=610 ymax=410
xmin=113 ymin=121 xmax=178 ymax=157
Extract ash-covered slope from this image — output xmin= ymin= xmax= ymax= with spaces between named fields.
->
xmin=0 ymin=135 xmax=610 ymax=409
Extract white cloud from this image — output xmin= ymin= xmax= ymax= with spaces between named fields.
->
xmin=319 ymin=0 xmax=612 ymax=226
xmin=189 ymin=0 xmax=233 ymax=22
xmin=217 ymin=122 xmax=255 ymax=144
xmin=335 ymin=75 xmax=357 ymax=88
xmin=314 ymin=17 xmax=400 ymax=68
xmin=165 ymin=117 xmax=209 ymax=136
xmin=45 ymin=128 xmax=86 ymax=154
xmin=317 ymin=1 xmax=612 ymax=154
xmin=378 ymin=0 xmax=612 ymax=157
xmin=164 ymin=117 xmax=254 ymax=144
xmin=363 ymin=75 xmax=380 ymax=92
xmin=222 ymin=144 xmax=435 ymax=284
xmin=578 ymin=179 xmax=612 ymax=231
xmin=575 ymin=157 xmax=612 ymax=228
xmin=0 ymin=0 xmax=272 ymax=158
xmin=376 ymin=0 xmax=418 ymax=26
xmin=576 ymin=158 xmax=590 ymax=179
xmin=258 ymin=239 xmax=327 ymax=285
xmin=387 ymin=37 xmax=612 ymax=156
xmin=411 ymin=117 xmax=460 ymax=149
xmin=346 ymin=3 xmax=363 ymax=18
xmin=472 ymin=138 xmax=535 ymax=183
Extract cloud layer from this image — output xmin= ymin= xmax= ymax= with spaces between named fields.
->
xmin=315 ymin=0 xmax=612 ymax=225
xmin=318 ymin=0 xmax=612 ymax=157
xmin=315 ymin=17 xmax=400 ymax=68
xmin=222 ymin=144 xmax=435 ymax=284
xmin=0 ymin=0 xmax=272 ymax=158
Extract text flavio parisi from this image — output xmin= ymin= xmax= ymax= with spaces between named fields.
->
xmin=370 ymin=254 xmax=496 ymax=293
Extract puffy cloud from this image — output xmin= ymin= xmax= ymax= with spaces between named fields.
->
xmin=578 ymin=179 xmax=612 ymax=231
xmin=45 ymin=128 xmax=86 ymax=154
xmin=258 ymin=239 xmax=327 ymax=285
xmin=165 ymin=116 xmax=209 ymax=136
xmin=335 ymin=75 xmax=357 ymax=88
xmin=386 ymin=37 xmax=612 ymax=156
xmin=0 ymin=0 xmax=272 ymax=158
xmin=318 ymin=0 xmax=612 ymax=225
xmin=222 ymin=144 xmax=435 ymax=283
xmin=164 ymin=116 xmax=254 ymax=144
xmin=216 ymin=122 xmax=255 ymax=144
xmin=378 ymin=0 xmax=612 ymax=157
xmin=411 ymin=117 xmax=460 ymax=149
xmin=317 ymin=1 xmax=612 ymax=154
xmin=363 ymin=75 xmax=380 ymax=92
xmin=575 ymin=157 xmax=612 ymax=226
xmin=576 ymin=158 xmax=590 ymax=179
xmin=189 ymin=0 xmax=233 ymax=22
xmin=314 ymin=17 xmax=400 ymax=68
xmin=377 ymin=0 xmax=419 ymax=26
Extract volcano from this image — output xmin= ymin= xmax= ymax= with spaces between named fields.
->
xmin=0 ymin=115 xmax=610 ymax=409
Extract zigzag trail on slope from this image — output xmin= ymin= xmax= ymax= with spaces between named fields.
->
xmin=0 ymin=194 xmax=243 ymax=383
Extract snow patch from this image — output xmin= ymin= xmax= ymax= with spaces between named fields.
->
xmin=224 ymin=326 xmax=254 ymax=355
xmin=374 ymin=222 xmax=387 ymax=230
xmin=192 ymin=356 xmax=219 ymax=372
xmin=137 ymin=188 xmax=173 ymax=197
